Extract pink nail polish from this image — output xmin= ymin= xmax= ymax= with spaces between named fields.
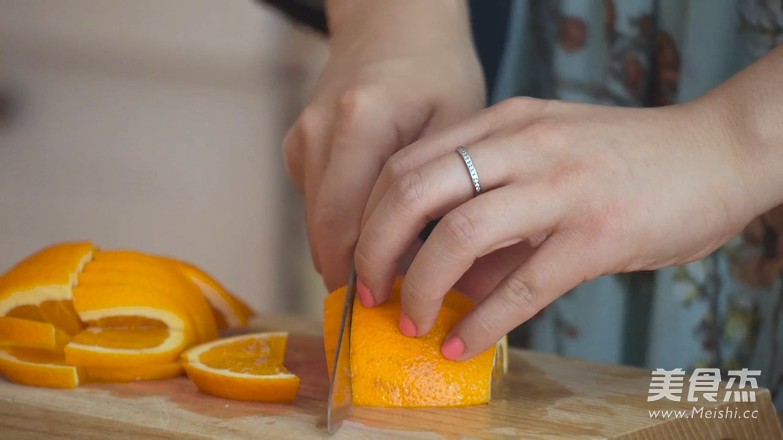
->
xmin=356 ymin=280 xmax=375 ymax=308
xmin=441 ymin=336 xmax=465 ymax=360
xmin=399 ymin=312 xmax=418 ymax=337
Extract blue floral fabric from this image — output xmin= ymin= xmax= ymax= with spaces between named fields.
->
xmin=494 ymin=0 xmax=783 ymax=407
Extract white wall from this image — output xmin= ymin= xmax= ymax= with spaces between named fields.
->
xmin=0 ymin=0 xmax=327 ymax=314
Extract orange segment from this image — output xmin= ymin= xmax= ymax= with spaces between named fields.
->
xmin=0 ymin=317 xmax=71 ymax=350
xmin=167 ymin=259 xmax=254 ymax=330
xmin=324 ymin=277 xmax=496 ymax=408
xmin=0 ymin=348 xmax=82 ymax=388
xmin=64 ymin=327 xmax=187 ymax=367
xmin=71 ymin=284 xmax=197 ymax=345
xmin=85 ymin=252 xmax=219 ymax=342
xmin=85 ymin=362 xmax=184 ymax=383
xmin=97 ymin=251 xmax=254 ymax=330
xmin=0 ymin=266 xmax=85 ymax=335
xmin=0 ymin=242 xmax=93 ymax=335
xmin=181 ymin=332 xmax=299 ymax=402
xmin=38 ymin=300 xmax=83 ymax=336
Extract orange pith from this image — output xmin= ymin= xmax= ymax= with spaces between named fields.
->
xmin=181 ymin=332 xmax=299 ymax=402
xmin=324 ymin=278 xmax=496 ymax=408
xmin=0 ymin=317 xmax=71 ymax=350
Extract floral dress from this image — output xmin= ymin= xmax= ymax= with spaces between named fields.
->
xmin=494 ymin=0 xmax=783 ymax=407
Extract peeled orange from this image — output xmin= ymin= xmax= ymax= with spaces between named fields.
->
xmin=181 ymin=332 xmax=299 ymax=402
xmin=324 ymin=278 xmax=499 ymax=407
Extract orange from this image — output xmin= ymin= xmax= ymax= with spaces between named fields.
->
xmin=71 ymin=284 xmax=198 ymax=344
xmin=0 ymin=242 xmax=93 ymax=335
xmin=97 ymin=251 xmax=255 ymax=330
xmin=166 ymin=259 xmax=254 ymax=330
xmin=84 ymin=362 xmax=184 ymax=383
xmin=324 ymin=277 xmax=497 ymax=407
xmin=66 ymin=283 xmax=195 ymax=367
xmin=0 ymin=348 xmax=82 ymax=388
xmin=181 ymin=332 xmax=299 ymax=402
xmin=84 ymin=251 xmax=219 ymax=343
xmin=0 ymin=317 xmax=71 ymax=350
xmin=64 ymin=326 xmax=187 ymax=367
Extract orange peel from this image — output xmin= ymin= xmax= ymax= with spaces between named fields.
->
xmin=0 ymin=348 xmax=82 ymax=388
xmin=325 ymin=278 xmax=498 ymax=407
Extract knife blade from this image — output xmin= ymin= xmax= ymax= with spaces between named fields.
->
xmin=327 ymin=269 xmax=357 ymax=434
xmin=326 ymin=220 xmax=438 ymax=433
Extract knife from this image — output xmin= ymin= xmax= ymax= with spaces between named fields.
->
xmin=326 ymin=220 xmax=439 ymax=433
xmin=326 ymin=269 xmax=357 ymax=434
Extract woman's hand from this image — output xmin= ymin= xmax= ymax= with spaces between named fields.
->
xmin=284 ymin=0 xmax=485 ymax=291
xmin=354 ymin=46 xmax=783 ymax=361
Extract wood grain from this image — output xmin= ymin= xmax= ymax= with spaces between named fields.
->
xmin=0 ymin=314 xmax=781 ymax=439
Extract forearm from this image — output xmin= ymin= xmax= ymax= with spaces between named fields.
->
xmin=325 ymin=0 xmax=472 ymax=54
xmin=703 ymin=45 xmax=783 ymax=216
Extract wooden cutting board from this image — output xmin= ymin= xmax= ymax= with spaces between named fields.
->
xmin=1 ymin=314 xmax=781 ymax=439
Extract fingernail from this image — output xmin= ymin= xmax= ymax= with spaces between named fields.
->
xmin=357 ymin=280 xmax=375 ymax=308
xmin=441 ymin=335 xmax=465 ymax=361
xmin=399 ymin=312 xmax=418 ymax=337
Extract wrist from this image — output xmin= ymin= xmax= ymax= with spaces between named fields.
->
xmin=325 ymin=0 xmax=471 ymax=55
xmin=698 ymin=46 xmax=783 ymax=218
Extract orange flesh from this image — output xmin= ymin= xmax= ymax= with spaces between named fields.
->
xmin=7 ymin=348 xmax=67 ymax=364
xmin=199 ymin=335 xmax=289 ymax=375
xmin=6 ymin=305 xmax=46 ymax=322
xmin=5 ymin=301 xmax=83 ymax=336
xmin=0 ymin=317 xmax=71 ymax=350
xmin=182 ymin=333 xmax=299 ymax=402
xmin=38 ymin=300 xmax=84 ymax=335
xmin=71 ymin=327 xmax=170 ymax=349
xmin=210 ymin=305 xmax=228 ymax=331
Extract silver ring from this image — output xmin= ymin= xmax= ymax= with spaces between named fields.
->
xmin=456 ymin=146 xmax=481 ymax=195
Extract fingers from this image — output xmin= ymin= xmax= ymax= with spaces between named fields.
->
xmin=442 ymin=234 xmax=594 ymax=361
xmin=354 ymin=143 xmax=520 ymax=306
xmin=284 ymin=109 xmax=333 ymax=275
xmin=400 ymin=186 xmax=560 ymax=335
xmin=307 ymin=86 xmax=441 ymax=291
xmin=311 ymin=90 xmax=402 ymax=291
xmin=454 ymin=241 xmax=537 ymax=302
xmin=361 ymin=96 xmax=549 ymax=228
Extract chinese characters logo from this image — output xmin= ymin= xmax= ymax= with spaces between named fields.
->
xmin=647 ymin=368 xmax=760 ymax=403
